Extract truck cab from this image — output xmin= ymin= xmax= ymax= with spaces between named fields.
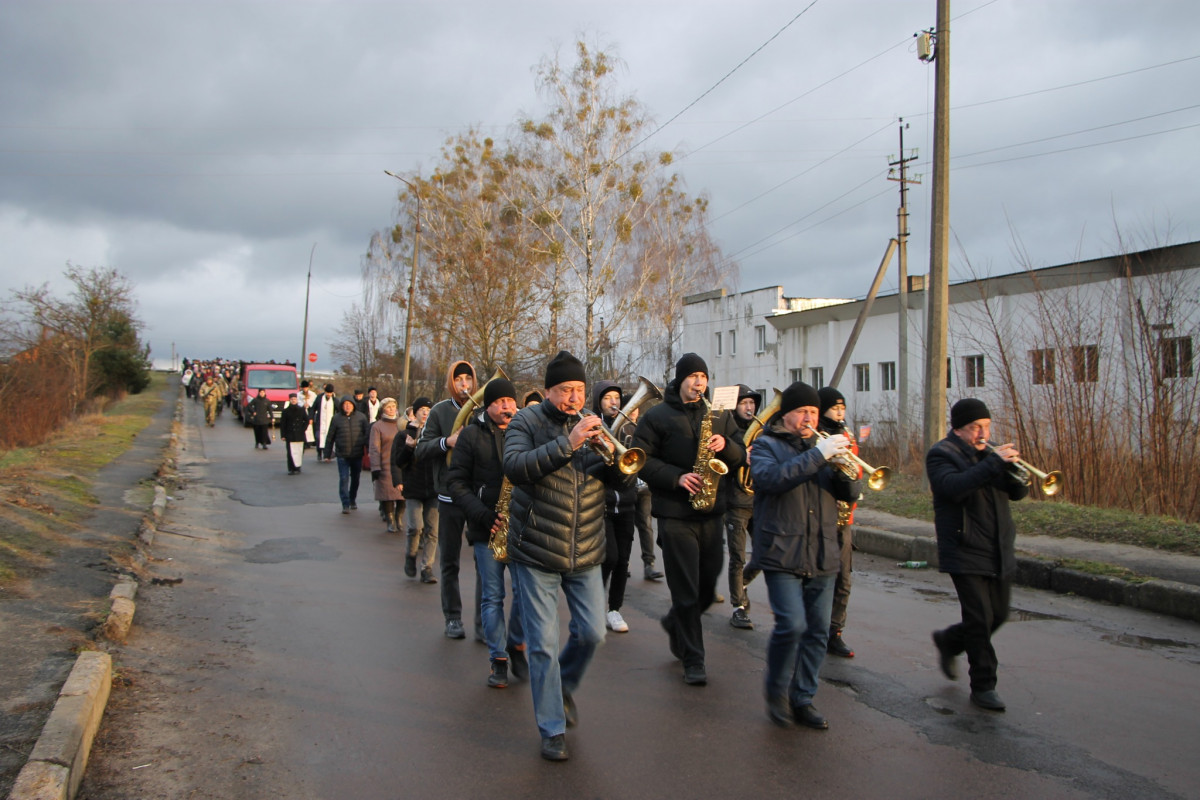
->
xmin=235 ymin=362 xmax=299 ymax=426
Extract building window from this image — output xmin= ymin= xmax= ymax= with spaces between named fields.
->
xmin=1071 ymin=345 xmax=1099 ymax=383
xmin=880 ymin=361 xmax=896 ymax=391
xmin=854 ymin=363 xmax=870 ymax=392
xmin=728 ymin=329 xmax=736 ymax=356
xmin=1160 ymin=336 xmax=1193 ymax=378
xmin=715 ymin=332 xmax=722 ymax=357
xmin=1031 ymin=348 xmax=1055 ymax=385
xmin=755 ymin=325 xmax=767 ymax=353
xmin=789 ymin=368 xmax=803 ymax=384
xmin=809 ymin=366 xmax=824 ymax=387
xmin=964 ymin=355 xmax=985 ymax=388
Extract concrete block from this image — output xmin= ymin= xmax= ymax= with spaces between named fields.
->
xmin=1051 ymin=568 xmax=1138 ymax=607
xmin=8 ymin=760 xmax=69 ymax=800
xmin=852 ymin=526 xmax=912 ymax=561
xmin=1134 ymin=579 xmax=1200 ymax=624
xmin=1014 ymin=556 xmax=1054 ymax=590
xmin=138 ymin=519 xmax=156 ymax=547
xmin=151 ymin=485 xmax=168 ymax=519
xmin=109 ymin=580 xmax=137 ymax=602
xmin=104 ymin=596 xmax=136 ymax=642
xmin=909 ymin=535 xmax=940 ymax=567
xmin=26 ymin=651 xmax=111 ymax=799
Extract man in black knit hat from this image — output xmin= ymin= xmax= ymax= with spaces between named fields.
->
xmin=632 ymin=353 xmax=745 ymax=687
xmin=927 ymin=398 xmax=1027 ymax=712
xmin=817 ymin=385 xmax=861 ymax=658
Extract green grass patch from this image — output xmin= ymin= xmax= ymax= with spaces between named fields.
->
xmin=858 ymin=469 xmax=1200 ymax=557
xmin=1052 ymin=557 xmax=1152 ymax=584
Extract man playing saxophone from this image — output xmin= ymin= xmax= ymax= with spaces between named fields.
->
xmin=446 ymin=378 xmax=526 ymax=690
xmin=632 ymin=353 xmax=745 ymax=686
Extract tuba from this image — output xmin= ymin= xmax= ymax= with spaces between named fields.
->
xmin=445 ymin=368 xmax=509 ymax=464
xmin=609 ymin=376 xmax=663 ymax=440
xmin=737 ymin=388 xmax=783 ymax=495
xmin=689 ymin=397 xmax=729 ymax=512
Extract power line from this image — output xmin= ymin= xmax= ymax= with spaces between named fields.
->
xmin=952 ymin=120 xmax=1200 ymax=170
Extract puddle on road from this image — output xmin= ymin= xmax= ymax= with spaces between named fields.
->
xmin=1099 ymin=632 xmax=1195 ymax=650
xmin=240 ymin=536 xmax=341 ymax=564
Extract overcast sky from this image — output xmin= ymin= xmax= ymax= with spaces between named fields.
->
xmin=2 ymin=0 xmax=1197 ymax=370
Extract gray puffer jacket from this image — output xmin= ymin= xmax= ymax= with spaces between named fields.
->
xmin=502 ymin=400 xmax=631 ymax=573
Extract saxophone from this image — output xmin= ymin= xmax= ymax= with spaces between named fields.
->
xmin=689 ymin=397 xmax=729 ymax=512
xmin=490 ymin=477 xmax=513 ymax=562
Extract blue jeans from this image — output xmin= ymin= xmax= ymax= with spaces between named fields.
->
xmin=473 ymin=544 xmax=524 ymax=661
xmin=335 ymin=456 xmax=362 ymax=508
xmin=511 ymin=562 xmax=605 ymax=739
xmin=764 ymin=571 xmax=836 ymax=707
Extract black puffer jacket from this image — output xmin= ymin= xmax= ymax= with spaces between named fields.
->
xmin=446 ymin=413 xmax=506 ymax=546
xmin=502 ymin=400 xmax=631 ymax=573
xmin=324 ymin=397 xmax=369 ymax=460
xmin=631 ymin=379 xmax=745 ymax=520
xmin=592 ymin=380 xmax=637 ymax=514
xmin=926 ymin=433 xmax=1028 ymax=578
xmin=746 ymin=421 xmax=859 ymax=577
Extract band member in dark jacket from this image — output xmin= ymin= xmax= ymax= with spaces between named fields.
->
xmin=632 ymin=353 xmax=745 ymax=687
xmin=927 ymin=398 xmax=1028 ymax=713
xmin=393 ymin=397 xmax=438 ymax=582
xmin=448 ymin=378 xmax=525 ymax=690
xmin=325 ymin=396 xmax=369 ymax=514
xmin=817 ymin=386 xmax=861 ymax=658
xmin=748 ymin=381 xmax=858 ymax=730
xmin=503 ymin=351 xmax=631 ymax=762
xmin=593 ymin=380 xmax=637 ymax=634
xmin=280 ymin=393 xmax=309 ymax=474
xmin=726 ymin=384 xmax=760 ymax=630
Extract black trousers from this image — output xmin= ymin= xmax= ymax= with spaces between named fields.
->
xmin=602 ymin=511 xmax=636 ymax=612
xmin=635 ymin=485 xmax=656 ymax=567
xmin=658 ymin=516 xmax=724 ymax=668
xmin=941 ymin=573 xmax=1011 ymax=692
xmin=829 ymin=523 xmax=853 ymax=631
xmin=437 ymin=500 xmax=480 ymax=629
xmin=253 ymin=424 xmax=271 ymax=447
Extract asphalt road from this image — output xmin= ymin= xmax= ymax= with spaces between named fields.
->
xmin=80 ymin=399 xmax=1200 ymax=799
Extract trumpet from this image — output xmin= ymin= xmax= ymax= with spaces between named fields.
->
xmin=737 ymin=388 xmax=783 ymax=494
xmin=810 ymin=427 xmax=891 ymax=491
xmin=574 ymin=410 xmax=647 ymax=475
xmin=983 ymin=442 xmax=1063 ymax=496
xmin=609 ymin=376 xmax=662 ymax=440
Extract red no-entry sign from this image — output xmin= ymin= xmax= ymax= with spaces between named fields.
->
xmin=308 ymin=353 xmax=318 ymax=363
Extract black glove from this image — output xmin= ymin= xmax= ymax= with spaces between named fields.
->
xmin=371 ymin=470 xmax=382 ymax=482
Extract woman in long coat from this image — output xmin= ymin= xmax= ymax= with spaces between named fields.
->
xmin=369 ymin=397 xmax=406 ymax=533
xmin=249 ymin=388 xmax=273 ymax=449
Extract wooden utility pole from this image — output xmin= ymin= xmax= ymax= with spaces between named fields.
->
xmin=922 ymin=0 xmax=951 ymax=459
xmin=889 ymin=120 xmax=919 ymax=463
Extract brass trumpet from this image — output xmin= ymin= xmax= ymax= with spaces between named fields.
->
xmin=576 ymin=410 xmax=647 ymax=475
xmin=811 ymin=427 xmax=891 ymax=491
xmin=983 ymin=442 xmax=1064 ymax=496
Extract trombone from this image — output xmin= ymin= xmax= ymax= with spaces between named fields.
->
xmin=576 ymin=411 xmax=647 ymax=475
xmin=810 ymin=427 xmax=891 ymax=491
xmin=983 ymin=442 xmax=1064 ymax=496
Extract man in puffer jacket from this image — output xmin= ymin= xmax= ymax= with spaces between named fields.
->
xmin=747 ymin=381 xmax=858 ymax=732
xmin=325 ymin=395 xmax=369 ymax=514
xmin=502 ymin=351 xmax=632 ymax=763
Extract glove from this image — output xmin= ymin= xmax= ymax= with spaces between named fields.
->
xmin=816 ymin=434 xmax=850 ymax=461
xmin=371 ymin=470 xmax=382 ymax=482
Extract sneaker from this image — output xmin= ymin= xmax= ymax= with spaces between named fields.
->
xmin=420 ymin=568 xmax=438 ymax=584
xmin=644 ymin=565 xmax=664 ymax=581
xmin=350 ymin=502 xmax=358 ymax=511
xmin=730 ymin=607 xmax=754 ymax=630
xmin=404 ymin=555 xmax=417 ymax=578
xmin=606 ymin=609 xmax=629 ymax=633
xmin=970 ymin=689 xmax=1006 ymax=712
xmin=540 ymin=733 xmax=568 ymax=762
xmin=341 ymin=506 xmax=350 ymax=515
xmin=683 ymin=664 xmax=707 ymax=686
xmin=488 ymin=659 xmax=508 ymax=688
xmin=445 ymin=619 xmax=465 ymax=639
xmin=827 ymin=629 xmax=854 ymax=658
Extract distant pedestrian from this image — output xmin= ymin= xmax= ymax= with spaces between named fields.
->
xmin=280 ymin=393 xmax=309 ymax=474
xmin=326 ymin=396 xmax=369 ymax=514
xmin=313 ymin=384 xmax=337 ymax=462
xmin=198 ymin=374 xmax=221 ymax=427
xmin=369 ymin=398 xmax=405 ymax=532
xmin=249 ymin=388 xmax=272 ymax=449
xmin=393 ymin=397 xmax=438 ymax=583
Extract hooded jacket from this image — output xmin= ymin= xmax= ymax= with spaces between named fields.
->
xmin=631 ymin=379 xmax=745 ymax=520
xmin=414 ymin=360 xmax=476 ymax=501
xmin=324 ymin=396 xmax=369 ymax=459
xmin=746 ymin=420 xmax=860 ymax=577
xmin=728 ymin=384 xmax=760 ymax=511
xmin=926 ymin=432 xmax=1028 ymax=578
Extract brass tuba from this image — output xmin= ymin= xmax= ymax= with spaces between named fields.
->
xmin=609 ymin=376 xmax=663 ymax=441
xmin=445 ymin=367 xmax=509 ymax=464
xmin=689 ymin=397 xmax=728 ymax=512
xmin=737 ymin=388 xmax=783 ymax=495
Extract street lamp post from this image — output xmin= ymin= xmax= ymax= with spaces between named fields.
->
xmin=384 ymin=170 xmax=421 ymax=413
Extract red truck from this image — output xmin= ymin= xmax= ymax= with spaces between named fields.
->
xmin=234 ymin=362 xmax=299 ymax=426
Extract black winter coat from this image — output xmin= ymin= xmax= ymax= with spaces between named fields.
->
xmin=325 ymin=400 xmax=369 ymax=460
xmin=447 ymin=414 xmax=506 ymax=546
xmin=926 ymin=433 xmax=1028 ymax=578
xmin=391 ymin=423 xmax=433 ymax=499
xmin=591 ymin=380 xmax=637 ymax=513
xmin=502 ymin=400 xmax=631 ymax=573
xmin=631 ymin=380 xmax=745 ymax=520
xmin=280 ymin=403 xmax=309 ymax=443
xmin=248 ymin=395 xmax=272 ymax=426
xmin=414 ymin=398 xmax=462 ymax=500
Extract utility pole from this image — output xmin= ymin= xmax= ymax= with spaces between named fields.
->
xmin=384 ymin=171 xmax=421 ymax=413
xmin=922 ymin=0 xmax=951 ymax=463
xmin=300 ymin=243 xmax=315 ymax=384
xmin=888 ymin=119 xmax=920 ymax=464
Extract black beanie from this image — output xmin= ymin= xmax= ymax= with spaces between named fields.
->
xmin=674 ymin=352 xmax=709 ymax=386
xmin=818 ymin=386 xmax=845 ymax=415
xmin=483 ymin=378 xmax=517 ymax=408
xmin=780 ymin=381 xmax=821 ymax=415
xmin=412 ymin=396 xmax=432 ymax=413
xmin=523 ymin=390 xmax=544 ymax=406
xmin=950 ymin=398 xmax=991 ymax=429
xmin=544 ymin=350 xmax=586 ymax=389
xmin=452 ymin=362 xmax=474 ymax=379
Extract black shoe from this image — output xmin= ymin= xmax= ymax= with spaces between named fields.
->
xmin=445 ymin=619 xmax=465 ymax=639
xmin=540 ymin=734 xmax=568 ymax=762
xmin=766 ymin=695 xmax=793 ymax=728
xmin=793 ymin=703 xmax=829 ymax=730
xmin=350 ymin=502 xmax=357 ymax=510
xmin=730 ymin=607 xmax=754 ymax=630
xmin=507 ymin=645 xmax=528 ymax=680
xmin=562 ymin=689 xmax=578 ymax=728
xmin=488 ymin=659 xmax=508 ymax=688
xmin=827 ymin=630 xmax=855 ymax=658
xmin=932 ymin=630 xmax=958 ymax=680
xmin=404 ymin=556 xmax=417 ymax=578
xmin=420 ymin=568 xmax=437 ymax=584
xmin=644 ymin=565 xmax=664 ymax=581
xmin=683 ymin=664 xmax=707 ymax=686
xmin=970 ymin=690 xmax=1006 ymax=711
xmin=660 ymin=615 xmax=682 ymax=660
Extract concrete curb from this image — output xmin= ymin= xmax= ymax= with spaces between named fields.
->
xmin=854 ymin=525 xmax=1200 ymax=624
xmin=7 ymin=652 xmax=112 ymax=800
